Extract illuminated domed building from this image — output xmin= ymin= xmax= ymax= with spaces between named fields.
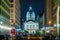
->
xmin=24 ymin=6 xmax=39 ymax=34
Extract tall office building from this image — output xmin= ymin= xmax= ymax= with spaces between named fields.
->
xmin=53 ymin=0 xmax=60 ymax=26
xmin=10 ymin=0 xmax=20 ymax=27
xmin=45 ymin=0 xmax=60 ymax=35
xmin=52 ymin=0 xmax=60 ymax=35
xmin=45 ymin=0 xmax=53 ymax=27
xmin=0 ymin=0 xmax=10 ymax=26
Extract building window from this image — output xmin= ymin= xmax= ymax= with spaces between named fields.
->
xmin=59 ymin=10 xmax=60 ymax=23
xmin=5 ymin=0 xmax=10 ymax=6
xmin=27 ymin=25 xmax=28 ymax=27
xmin=11 ymin=9 xmax=13 ymax=13
xmin=0 ymin=8 xmax=1 ymax=15
xmin=2 ymin=2 xmax=10 ymax=13
xmin=9 ymin=0 xmax=13 ymax=2
xmin=10 ymin=4 xmax=13 ymax=7
xmin=0 ymin=0 xmax=1 ymax=5
xmin=27 ymin=25 xmax=29 ymax=30
xmin=1 ymin=10 xmax=10 ymax=19
xmin=30 ymin=26 xmax=33 ymax=30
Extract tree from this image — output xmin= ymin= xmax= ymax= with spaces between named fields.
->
xmin=36 ymin=30 xmax=43 ymax=36
xmin=24 ymin=30 xmax=29 ymax=35
xmin=36 ymin=30 xmax=41 ymax=36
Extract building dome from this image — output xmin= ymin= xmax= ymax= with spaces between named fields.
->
xmin=26 ymin=6 xmax=35 ymax=21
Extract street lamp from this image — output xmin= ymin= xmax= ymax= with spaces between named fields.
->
xmin=48 ymin=20 xmax=52 ymax=26
xmin=0 ymin=21 xmax=3 ymax=25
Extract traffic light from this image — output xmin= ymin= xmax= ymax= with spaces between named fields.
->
xmin=10 ymin=19 xmax=14 ymax=25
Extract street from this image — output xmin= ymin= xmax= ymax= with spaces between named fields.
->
xmin=1 ymin=36 xmax=59 ymax=40
xmin=0 ymin=0 xmax=60 ymax=40
xmin=0 ymin=34 xmax=60 ymax=40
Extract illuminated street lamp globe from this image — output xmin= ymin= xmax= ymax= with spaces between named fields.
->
xmin=48 ymin=20 xmax=52 ymax=25
xmin=0 ymin=21 xmax=3 ymax=24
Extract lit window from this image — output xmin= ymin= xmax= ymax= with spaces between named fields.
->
xmin=27 ymin=25 xmax=28 ymax=30
xmin=30 ymin=26 xmax=33 ymax=30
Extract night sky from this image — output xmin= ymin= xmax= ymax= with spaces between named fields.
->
xmin=20 ymin=0 xmax=45 ymax=21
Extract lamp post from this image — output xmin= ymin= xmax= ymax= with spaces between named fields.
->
xmin=56 ymin=6 xmax=60 ymax=35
